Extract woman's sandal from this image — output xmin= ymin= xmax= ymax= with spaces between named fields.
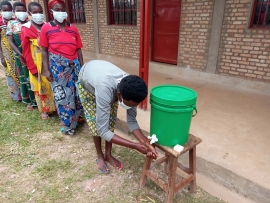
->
xmin=104 ymin=159 xmax=123 ymax=170
xmin=96 ymin=159 xmax=110 ymax=174
xmin=60 ymin=127 xmax=74 ymax=135
xmin=41 ymin=113 xmax=49 ymax=120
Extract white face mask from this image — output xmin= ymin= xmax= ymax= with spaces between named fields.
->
xmin=118 ymin=99 xmax=132 ymax=110
xmin=2 ymin=11 xmax=13 ymax=20
xmin=51 ymin=10 xmax=67 ymax=23
xmin=15 ymin=11 xmax=28 ymax=21
xmin=31 ymin=13 xmax=44 ymax=25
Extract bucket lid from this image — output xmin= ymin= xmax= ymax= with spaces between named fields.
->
xmin=150 ymin=85 xmax=197 ymax=106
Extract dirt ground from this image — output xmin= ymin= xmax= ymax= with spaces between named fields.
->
xmin=0 ymin=65 xmax=225 ymax=203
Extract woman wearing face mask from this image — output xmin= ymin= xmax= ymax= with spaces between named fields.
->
xmin=7 ymin=2 xmax=37 ymax=110
xmin=40 ymin=0 xmax=84 ymax=135
xmin=20 ymin=2 xmax=56 ymax=120
xmin=76 ymin=60 xmax=158 ymax=174
xmin=0 ymin=1 xmax=21 ymax=102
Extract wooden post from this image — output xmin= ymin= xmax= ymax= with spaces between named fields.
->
xmin=164 ymin=153 xmax=169 ymax=173
xmin=139 ymin=0 xmax=150 ymax=110
xmin=189 ymin=146 xmax=196 ymax=193
xmin=139 ymin=156 xmax=151 ymax=187
xmin=166 ymin=156 xmax=178 ymax=203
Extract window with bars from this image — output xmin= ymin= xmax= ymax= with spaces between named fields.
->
xmin=108 ymin=0 xmax=137 ymax=25
xmin=8 ymin=0 xmax=25 ymax=5
xmin=250 ymin=0 xmax=270 ymax=28
xmin=67 ymin=0 xmax=86 ymax=24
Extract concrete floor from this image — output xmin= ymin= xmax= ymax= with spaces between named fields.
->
xmin=85 ymin=52 xmax=270 ymax=202
xmin=116 ymin=62 xmax=270 ymax=185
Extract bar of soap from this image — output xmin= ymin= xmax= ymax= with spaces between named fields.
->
xmin=173 ymin=144 xmax=184 ymax=153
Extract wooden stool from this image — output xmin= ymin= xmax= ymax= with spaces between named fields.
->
xmin=139 ymin=134 xmax=202 ymax=203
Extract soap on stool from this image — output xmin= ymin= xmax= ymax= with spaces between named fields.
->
xmin=173 ymin=144 xmax=184 ymax=153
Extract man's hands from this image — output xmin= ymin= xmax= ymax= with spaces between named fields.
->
xmin=132 ymin=129 xmax=158 ymax=159
xmin=135 ymin=143 xmax=148 ymax=154
xmin=134 ymin=142 xmax=158 ymax=159
xmin=144 ymin=142 xmax=158 ymax=159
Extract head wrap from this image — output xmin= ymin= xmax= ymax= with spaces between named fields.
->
xmin=48 ymin=0 xmax=66 ymax=10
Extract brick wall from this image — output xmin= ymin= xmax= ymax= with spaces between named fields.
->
xmin=38 ymin=0 xmax=95 ymax=52
xmin=218 ymin=0 xmax=270 ymax=82
xmin=77 ymin=1 xmax=95 ymax=52
xmin=36 ymin=0 xmax=45 ymax=17
xmin=178 ymin=0 xmax=214 ymax=70
xmin=97 ymin=0 xmax=140 ymax=58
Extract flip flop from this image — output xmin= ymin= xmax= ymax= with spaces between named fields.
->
xmin=105 ymin=159 xmax=123 ymax=170
xmin=96 ymin=159 xmax=110 ymax=174
xmin=60 ymin=127 xmax=74 ymax=135
xmin=116 ymin=162 xmax=123 ymax=170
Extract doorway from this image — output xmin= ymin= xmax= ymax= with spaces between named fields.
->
xmin=152 ymin=0 xmax=182 ymax=65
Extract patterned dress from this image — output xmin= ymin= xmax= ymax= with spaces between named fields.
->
xmin=6 ymin=20 xmax=36 ymax=106
xmin=21 ymin=22 xmax=56 ymax=113
xmin=77 ymin=81 xmax=118 ymax=136
xmin=49 ymin=53 xmax=84 ymax=134
xmin=0 ymin=17 xmax=21 ymax=101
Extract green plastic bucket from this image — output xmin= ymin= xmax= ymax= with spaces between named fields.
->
xmin=150 ymin=85 xmax=197 ymax=147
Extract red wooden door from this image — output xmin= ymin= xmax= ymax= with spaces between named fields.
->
xmin=152 ymin=0 xmax=181 ymax=65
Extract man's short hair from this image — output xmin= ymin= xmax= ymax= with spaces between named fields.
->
xmin=118 ymin=75 xmax=148 ymax=103
xmin=28 ymin=2 xmax=42 ymax=12
xmin=13 ymin=2 xmax=26 ymax=11
xmin=0 ymin=1 xmax=12 ymax=10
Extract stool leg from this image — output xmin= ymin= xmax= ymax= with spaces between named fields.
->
xmin=189 ymin=146 xmax=196 ymax=193
xmin=139 ymin=156 xmax=151 ymax=187
xmin=164 ymin=153 xmax=169 ymax=173
xmin=166 ymin=156 xmax=178 ymax=203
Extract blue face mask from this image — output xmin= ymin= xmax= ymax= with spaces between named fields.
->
xmin=118 ymin=99 xmax=132 ymax=110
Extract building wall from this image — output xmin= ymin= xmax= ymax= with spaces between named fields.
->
xmin=178 ymin=0 xmax=214 ymax=70
xmin=35 ymin=0 xmax=270 ymax=83
xmin=218 ymin=0 xmax=270 ymax=82
xmin=77 ymin=1 xmax=95 ymax=52
xmin=97 ymin=0 xmax=140 ymax=58
xmin=36 ymin=0 xmax=46 ymax=19
xmin=37 ymin=0 xmax=95 ymax=52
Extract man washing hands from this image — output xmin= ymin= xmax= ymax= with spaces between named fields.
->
xmin=77 ymin=60 xmax=157 ymax=174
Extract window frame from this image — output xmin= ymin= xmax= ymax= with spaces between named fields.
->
xmin=250 ymin=0 xmax=270 ymax=29
xmin=8 ymin=0 xmax=26 ymax=5
xmin=67 ymin=0 xmax=86 ymax=24
xmin=107 ymin=0 xmax=137 ymax=26
xmin=44 ymin=0 xmax=86 ymax=24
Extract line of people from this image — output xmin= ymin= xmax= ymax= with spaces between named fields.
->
xmin=0 ymin=0 xmax=158 ymax=174
xmin=0 ymin=0 xmax=84 ymax=135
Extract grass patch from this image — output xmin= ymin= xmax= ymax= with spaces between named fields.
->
xmin=0 ymin=78 xmax=225 ymax=203
xmin=33 ymin=160 xmax=71 ymax=178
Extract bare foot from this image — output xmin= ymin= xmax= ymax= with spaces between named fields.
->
xmin=26 ymin=104 xmax=34 ymax=111
xmin=104 ymin=154 xmax=123 ymax=170
xmin=41 ymin=113 xmax=49 ymax=120
xmin=96 ymin=156 xmax=110 ymax=174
